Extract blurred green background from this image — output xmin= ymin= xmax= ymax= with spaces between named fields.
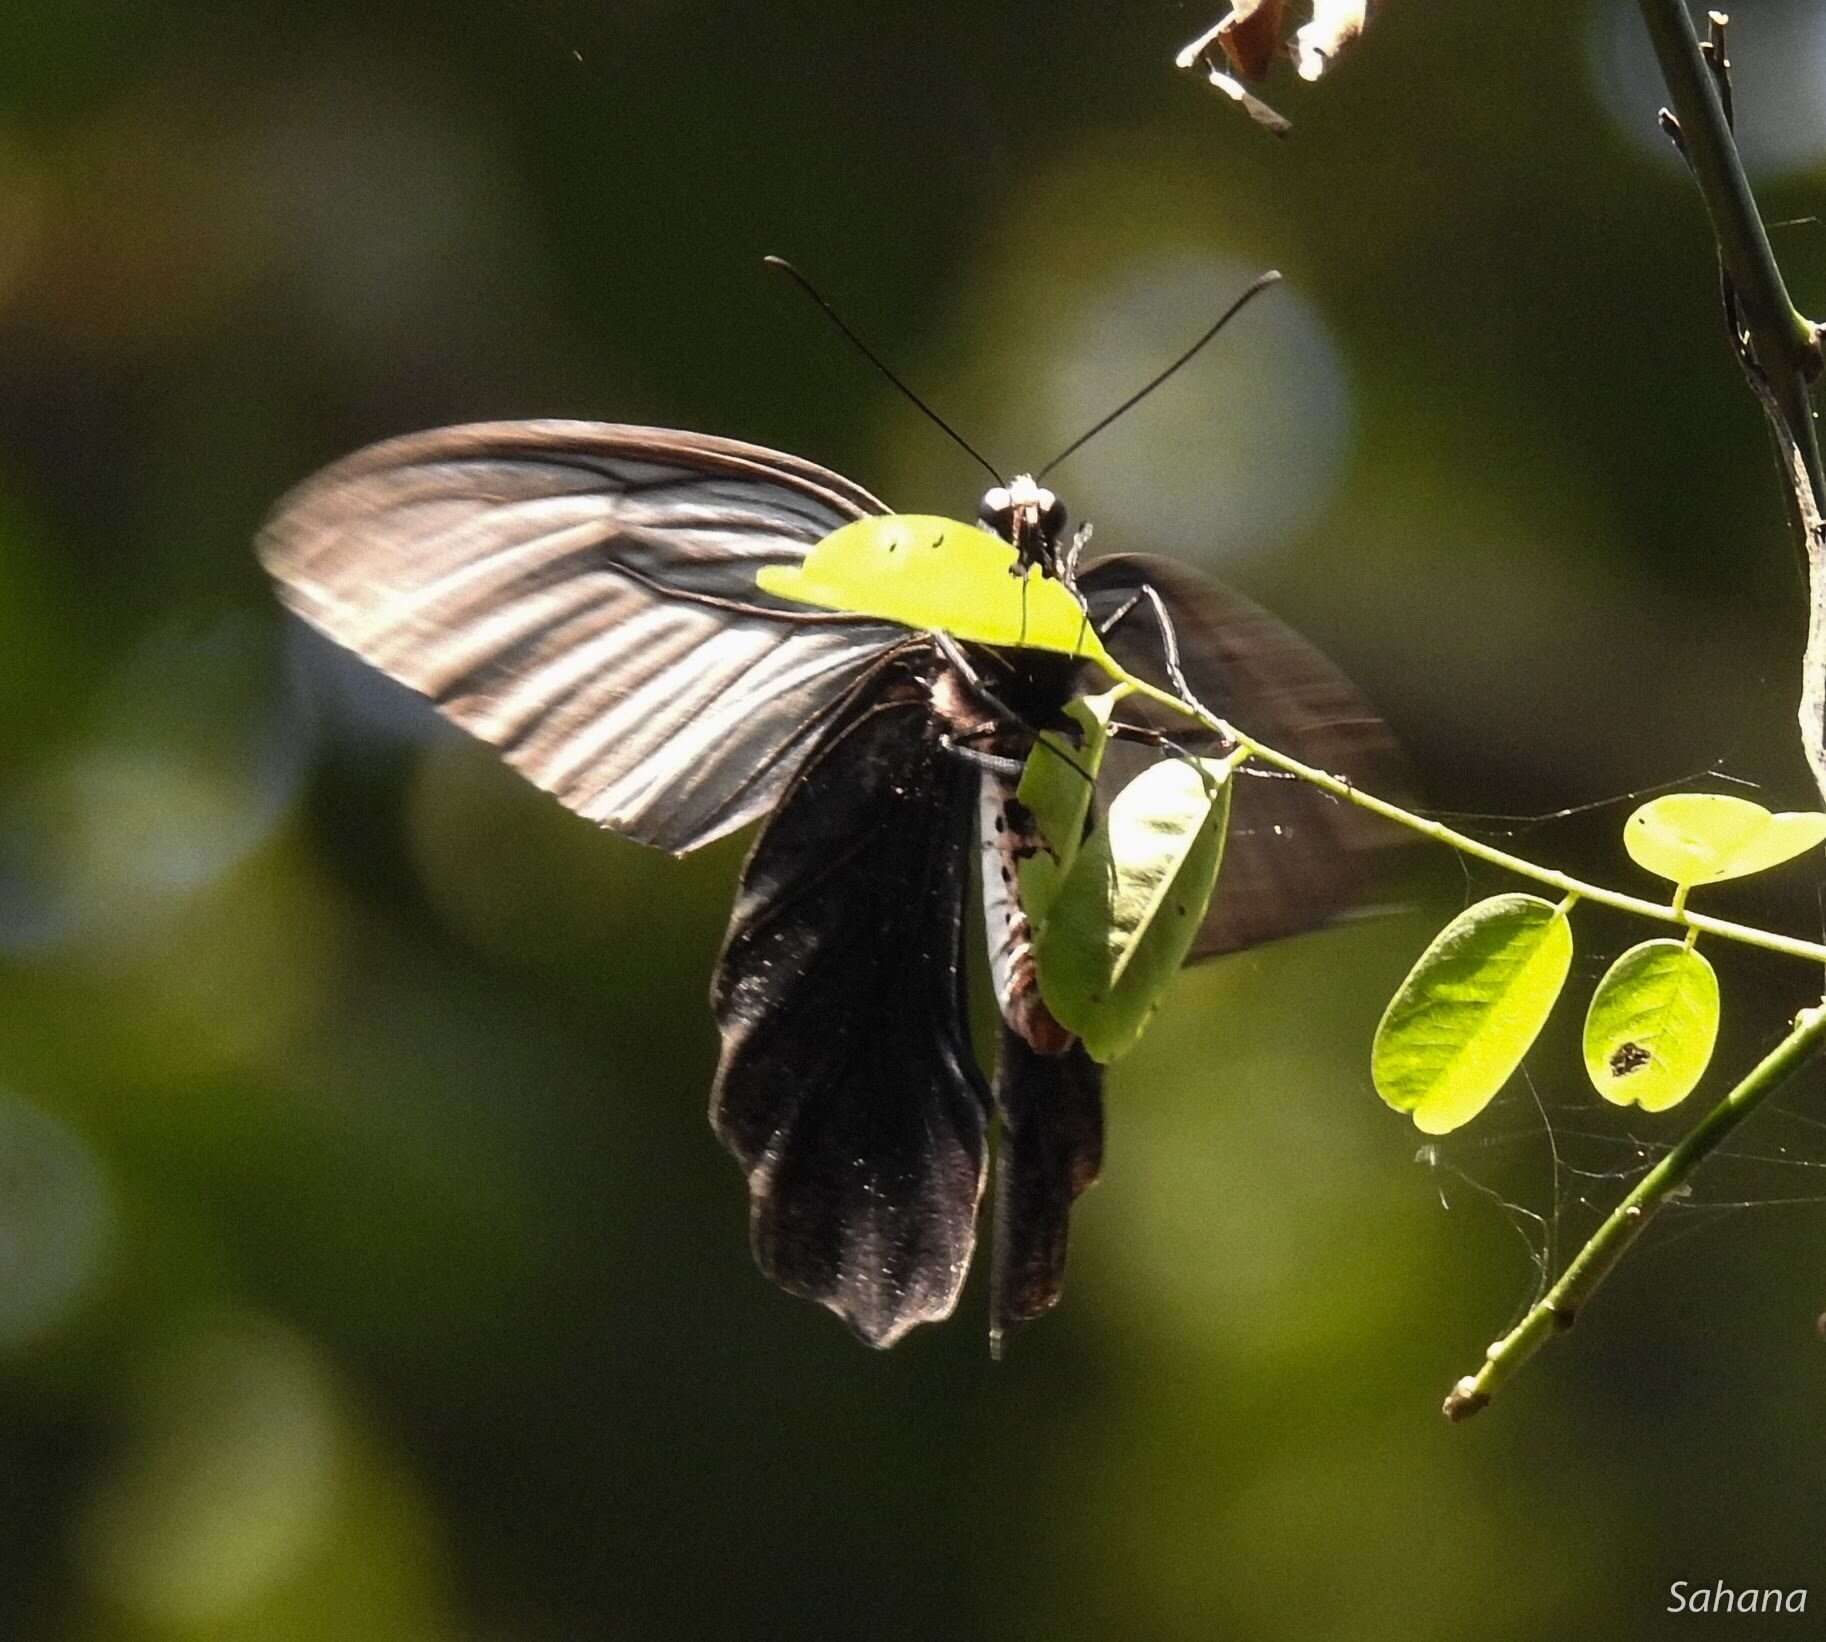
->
xmin=3 ymin=1 xmax=1826 ymax=1637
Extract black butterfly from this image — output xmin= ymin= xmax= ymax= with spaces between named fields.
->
xmin=260 ymin=420 xmax=1401 ymax=1350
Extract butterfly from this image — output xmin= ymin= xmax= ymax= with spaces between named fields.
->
xmin=259 ymin=419 xmax=1402 ymax=1351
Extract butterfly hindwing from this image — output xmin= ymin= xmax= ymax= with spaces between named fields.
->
xmin=710 ymin=647 xmax=991 ymax=1347
xmin=259 ymin=420 xmax=902 ymax=854
xmin=988 ymin=1027 xmax=1104 ymax=1357
xmin=1080 ymin=553 xmax=1410 ymax=956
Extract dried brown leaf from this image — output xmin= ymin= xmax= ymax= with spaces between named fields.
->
xmin=1221 ymin=0 xmax=1290 ymax=81
xmin=1177 ymin=1 xmax=1286 ymax=81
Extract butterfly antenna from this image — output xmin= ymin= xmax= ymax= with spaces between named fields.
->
xmin=764 ymin=256 xmax=1003 ymax=485
xmin=1036 ymin=269 xmax=1283 ymax=480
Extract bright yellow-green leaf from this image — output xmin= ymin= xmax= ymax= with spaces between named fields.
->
xmin=1581 ymin=939 xmax=1719 ymax=1112
xmin=1036 ymin=757 xmax=1232 ymax=1064
xmin=1014 ymin=687 xmax=1123 ymax=927
xmin=757 ymin=515 xmax=1111 ymax=662
xmin=1372 ymin=893 xmax=1573 ymax=1134
xmin=1623 ymin=793 xmax=1826 ymax=887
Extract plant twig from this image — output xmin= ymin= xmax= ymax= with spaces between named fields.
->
xmin=1439 ymin=1002 xmax=1826 ymax=1420
xmin=1097 ymin=659 xmax=1826 ymax=967
xmin=1643 ymin=5 xmax=1817 ymax=382
xmin=1089 ymin=651 xmax=1826 ymax=1419
xmin=1639 ymin=1 xmax=1826 ymax=801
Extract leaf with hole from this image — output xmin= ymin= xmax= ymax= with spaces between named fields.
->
xmin=1623 ymin=793 xmax=1826 ymax=888
xmin=1014 ymin=687 xmax=1123 ymax=928
xmin=758 ymin=515 xmax=1110 ymax=661
xmin=1581 ymin=938 xmax=1719 ymax=1112
xmin=1036 ymin=756 xmax=1233 ymax=1064
xmin=1372 ymin=893 xmax=1573 ymax=1135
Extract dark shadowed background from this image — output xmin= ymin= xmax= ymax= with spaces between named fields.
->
xmin=2 ymin=1 xmax=1825 ymax=1637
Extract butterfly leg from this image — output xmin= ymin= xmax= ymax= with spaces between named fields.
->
xmin=1107 ymin=718 xmax=1202 ymax=766
xmin=1095 ymin=582 xmax=1228 ymax=737
xmin=944 ymin=718 xmax=1097 ymax=790
xmin=1095 ymin=591 xmax=1143 ymax=639
xmin=931 ymin=631 xmax=1039 ymax=736
xmin=1133 ymin=584 xmax=1224 ymax=726
xmin=936 ymin=735 xmax=1027 ymax=779
xmin=929 ymin=631 xmax=1097 ymax=790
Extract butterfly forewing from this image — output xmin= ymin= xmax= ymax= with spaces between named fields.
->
xmin=710 ymin=647 xmax=991 ymax=1347
xmin=259 ymin=420 xmax=903 ymax=854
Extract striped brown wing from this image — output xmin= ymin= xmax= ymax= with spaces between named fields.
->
xmin=1079 ymin=554 xmax=1410 ymax=957
xmin=259 ymin=420 xmax=902 ymax=855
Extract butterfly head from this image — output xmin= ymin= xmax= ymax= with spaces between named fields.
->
xmin=978 ymin=474 xmax=1068 ymax=577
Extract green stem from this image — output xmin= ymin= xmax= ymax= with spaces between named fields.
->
xmin=1439 ymin=1002 xmax=1826 ymax=1420
xmin=1099 ymin=660 xmax=1826 ymax=967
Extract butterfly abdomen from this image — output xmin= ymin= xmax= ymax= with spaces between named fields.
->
xmin=979 ymin=775 xmax=1075 ymax=1057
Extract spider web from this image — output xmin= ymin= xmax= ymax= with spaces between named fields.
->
xmin=1408 ymin=769 xmax=1826 ymax=1334
xmin=1417 ymin=1079 xmax=1826 ymax=1326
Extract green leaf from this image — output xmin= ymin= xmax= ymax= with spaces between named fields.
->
xmin=1014 ymin=687 xmax=1122 ymax=926
xmin=1623 ymin=793 xmax=1826 ymax=887
xmin=1372 ymin=893 xmax=1573 ymax=1134
xmin=1035 ymin=756 xmax=1233 ymax=1064
xmin=757 ymin=515 xmax=1111 ymax=663
xmin=1581 ymin=939 xmax=1719 ymax=1112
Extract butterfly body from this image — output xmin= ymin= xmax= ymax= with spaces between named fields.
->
xmin=979 ymin=771 xmax=1076 ymax=1058
xmin=259 ymin=420 xmax=1403 ymax=1351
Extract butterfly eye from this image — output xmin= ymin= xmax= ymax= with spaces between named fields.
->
xmin=978 ymin=486 xmax=1015 ymax=540
xmin=1039 ymin=494 xmax=1068 ymax=542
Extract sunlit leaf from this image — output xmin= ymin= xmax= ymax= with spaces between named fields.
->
xmin=1036 ymin=756 xmax=1232 ymax=1064
xmin=1623 ymin=793 xmax=1826 ymax=887
xmin=1581 ymin=938 xmax=1719 ymax=1112
xmin=1014 ymin=687 xmax=1122 ymax=927
xmin=1372 ymin=893 xmax=1573 ymax=1134
xmin=758 ymin=515 xmax=1111 ymax=662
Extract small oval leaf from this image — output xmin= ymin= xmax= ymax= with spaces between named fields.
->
xmin=1372 ymin=893 xmax=1573 ymax=1134
xmin=757 ymin=515 xmax=1110 ymax=661
xmin=1015 ymin=687 xmax=1122 ymax=927
xmin=1581 ymin=939 xmax=1719 ymax=1112
xmin=1624 ymin=793 xmax=1826 ymax=887
xmin=1036 ymin=756 xmax=1233 ymax=1064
